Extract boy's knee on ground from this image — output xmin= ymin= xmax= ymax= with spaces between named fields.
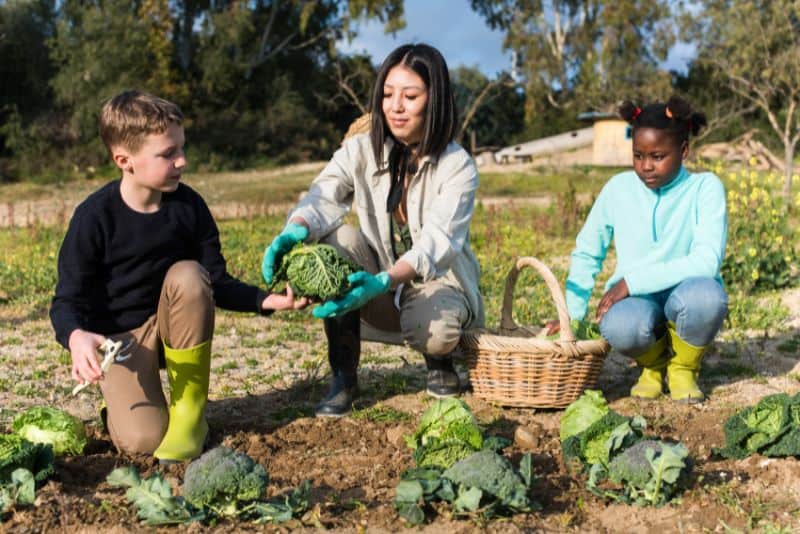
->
xmin=108 ymin=411 xmax=168 ymax=454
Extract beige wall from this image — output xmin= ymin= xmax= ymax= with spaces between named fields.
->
xmin=592 ymin=119 xmax=632 ymax=166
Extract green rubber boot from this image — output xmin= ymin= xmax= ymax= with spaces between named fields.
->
xmin=630 ymin=336 xmax=668 ymax=399
xmin=154 ymin=340 xmax=212 ymax=462
xmin=666 ymin=324 xmax=706 ymax=403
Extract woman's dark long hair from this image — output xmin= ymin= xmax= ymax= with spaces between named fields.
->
xmin=369 ymin=43 xmax=457 ymax=166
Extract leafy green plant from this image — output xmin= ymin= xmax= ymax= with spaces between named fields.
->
xmin=395 ymin=451 xmax=538 ymax=525
xmin=715 ymin=392 xmax=800 ymax=459
xmin=12 ymin=406 xmax=88 ymax=456
xmin=271 ymin=243 xmax=359 ymax=301
xmin=106 ymin=466 xmax=205 ymax=526
xmin=0 ymin=468 xmax=35 ymax=517
xmin=182 ymin=446 xmax=268 ymax=518
xmin=588 ymin=440 xmax=691 ymax=507
xmin=404 ymin=399 xmax=484 ymax=470
xmin=0 ymin=434 xmax=54 ymax=484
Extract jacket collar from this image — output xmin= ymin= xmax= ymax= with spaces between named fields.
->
xmin=373 ymin=137 xmax=439 ymax=185
xmin=646 ymin=165 xmax=690 ymax=194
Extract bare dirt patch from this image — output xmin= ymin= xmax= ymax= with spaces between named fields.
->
xmin=2 ymin=298 xmax=800 ymax=532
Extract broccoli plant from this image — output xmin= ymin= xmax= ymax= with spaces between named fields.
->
xmin=588 ymin=440 xmax=691 ymax=507
xmin=271 ymin=244 xmax=359 ymax=301
xmin=182 ymin=446 xmax=268 ymax=518
xmin=0 ymin=434 xmax=54 ymax=485
xmin=561 ymin=411 xmax=645 ymax=471
xmin=716 ymin=392 xmax=800 ymax=459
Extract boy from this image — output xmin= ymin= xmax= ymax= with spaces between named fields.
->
xmin=50 ymin=90 xmax=306 ymax=462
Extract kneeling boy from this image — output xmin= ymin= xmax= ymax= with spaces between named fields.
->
xmin=49 ymin=90 xmax=305 ymax=462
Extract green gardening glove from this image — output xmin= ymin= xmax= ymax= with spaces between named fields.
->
xmin=312 ymin=271 xmax=391 ymax=318
xmin=261 ymin=223 xmax=309 ymax=284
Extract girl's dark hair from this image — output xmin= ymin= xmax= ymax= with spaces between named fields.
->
xmin=369 ymin=43 xmax=457 ymax=165
xmin=619 ymin=95 xmax=707 ymax=144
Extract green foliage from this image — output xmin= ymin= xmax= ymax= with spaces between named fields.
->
xmin=442 ymin=450 xmax=534 ymax=511
xmin=106 ymin=466 xmax=204 ymax=526
xmin=591 ymin=440 xmax=691 ymax=507
xmin=12 ymin=406 xmax=88 ymax=456
xmin=0 ymin=468 xmax=36 ymax=517
xmin=559 ymin=389 xmax=610 ymax=441
xmin=0 ymin=434 xmax=54 ymax=485
xmin=716 ymin=392 xmax=800 ymax=459
xmin=720 ymin=166 xmax=797 ymax=293
xmin=182 ymin=446 xmax=268 ymax=517
xmin=272 ymin=244 xmax=359 ymax=301
xmin=395 ymin=452 xmax=538 ymax=525
xmin=404 ymin=399 xmax=484 ymax=470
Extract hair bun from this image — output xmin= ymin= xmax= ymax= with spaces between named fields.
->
xmin=666 ymin=95 xmax=692 ymax=121
xmin=618 ymin=101 xmax=640 ymax=122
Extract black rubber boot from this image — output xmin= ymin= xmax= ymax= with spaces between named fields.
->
xmin=315 ymin=311 xmax=360 ymax=417
xmin=424 ymin=354 xmax=460 ymax=398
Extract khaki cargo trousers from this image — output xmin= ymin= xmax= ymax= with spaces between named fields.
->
xmin=321 ymin=225 xmax=472 ymax=355
xmin=99 ymin=260 xmax=214 ymax=454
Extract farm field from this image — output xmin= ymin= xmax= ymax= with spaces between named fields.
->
xmin=1 ymin=163 xmax=799 ymax=532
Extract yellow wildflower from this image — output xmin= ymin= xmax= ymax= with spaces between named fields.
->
xmin=776 ymin=236 xmax=783 ymax=245
xmin=751 ymin=270 xmax=759 ymax=281
xmin=749 ymin=156 xmax=758 ymax=167
xmin=748 ymin=248 xmax=757 ymax=257
xmin=786 ymin=256 xmax=792 ymax=263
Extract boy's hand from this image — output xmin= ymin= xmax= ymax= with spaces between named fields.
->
xmin=596 ymin=279 xmax=630 ymax=322
xmin=263 ymin=284 xmax=310 ymax=312
xmin=68 ymin=329 xmax=107 ymax=385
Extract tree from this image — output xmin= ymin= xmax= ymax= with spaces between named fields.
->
xmin=451 ymin=67 xmax=524 ymax=150
xmin=684 ymin=0 xmax=800 ymax=195
xmin=470 ymin=0 xmax=674 ymax=120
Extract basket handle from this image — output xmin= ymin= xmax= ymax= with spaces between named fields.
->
xmin=499 ymin=256 xmax=575 ymax=342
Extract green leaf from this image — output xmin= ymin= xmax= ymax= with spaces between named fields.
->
xmin=10 ymin=469 xmax=34 ymax=505
xmin=397 ymin=502 xmax=425 ymax=525
xmin=394 ymin=480 xmax=423 ymax=504
xmin=560 ymin=390 xmax=609 ymax=441
xmin=453 ymin=486 xmax=482 ymax=512
xmin=519 ymin=453 xmax=533 ymax=488
xmin=106 ymin=466 xmax=202 ymax=525
xmin=106 ymin=466 xmax=141 ymax=488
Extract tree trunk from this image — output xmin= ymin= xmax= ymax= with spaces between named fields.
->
xmin=784 ymin=141 xmax=796 ymax=199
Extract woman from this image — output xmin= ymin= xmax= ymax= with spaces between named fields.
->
xmin=261 ymin=43 xmax=484 ymax=416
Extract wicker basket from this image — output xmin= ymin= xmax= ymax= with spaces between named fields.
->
xmin=460 ymin=256 xmax=610 ymax=408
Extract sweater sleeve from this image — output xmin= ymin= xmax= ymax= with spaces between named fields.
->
xmin=193 ymin=194 xmax=270 ymax=314
xmin=49 ymin=206 xmax=102 ymax=348
xmin=565 ymin=186 xmax=614 ymax=321
xmin=624 ymin=176 xmax=727 ymax=295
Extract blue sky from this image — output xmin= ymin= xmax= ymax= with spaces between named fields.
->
xmin=337 ymin=0 xmax=695 ymax=76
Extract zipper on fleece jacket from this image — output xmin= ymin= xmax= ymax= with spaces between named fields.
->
xmin=651 ymin=190 xmax=661 ymax=242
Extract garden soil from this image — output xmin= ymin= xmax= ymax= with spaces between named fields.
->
xmin=2 ymin=304 xmax=800 ymax=532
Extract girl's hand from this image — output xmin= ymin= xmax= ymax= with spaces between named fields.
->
xmin=68 ymin=329 xmax=107 ymax=385
xmin=596 ymin=279 xmax=630 ymax=322
xmin=263 ymin=284 xmax=310 ymax=312
xmin=544 ymin=319 xmax=560 ymax=336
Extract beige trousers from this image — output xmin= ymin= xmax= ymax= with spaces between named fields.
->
xmin=99 ymin=261 xmax=214 ymax=454
xmin=321 ymin=225 xmax=471 ymax=355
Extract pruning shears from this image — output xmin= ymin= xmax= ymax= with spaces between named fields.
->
xmin=71 ymin=338 xmax=125 ymax=396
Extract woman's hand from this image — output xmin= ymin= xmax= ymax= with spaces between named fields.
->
xmin=68 ymin=329 xmax=107 ymax=385
xmin=261 ymin=221 xmax=309 ymax=284
xmin=596 ymin=278 xmax=629 ymax=322
xmin=263 ymin=284 xmax=310 ymax=312
xmin=312 ymin=271 xmax=391 ymax=318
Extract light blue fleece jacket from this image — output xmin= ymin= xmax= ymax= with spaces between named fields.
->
xmin=566 ymin=166 xmax=727 ymax=321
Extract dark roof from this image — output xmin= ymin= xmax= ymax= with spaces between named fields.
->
xmin=578 ymin=111 xmax=619 ymax=121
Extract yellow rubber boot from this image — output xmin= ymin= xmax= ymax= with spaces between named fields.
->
xmin=154 ymin=340 xmax=211 ymax=462
xmin=666 ymin=324 xmax=706 ymax=403
xmin=630 ymin=336 xmax=668 ymax=399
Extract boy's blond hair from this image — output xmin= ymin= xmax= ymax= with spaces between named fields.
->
xmin=99 ymin=90 xmax=183 ymax=153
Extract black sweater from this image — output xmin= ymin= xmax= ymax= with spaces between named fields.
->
xmin=50 ymin=180 xmax=268 ymax=348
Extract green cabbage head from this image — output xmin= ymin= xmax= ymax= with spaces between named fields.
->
xmin=12 ymin=407 xmax=88 ymax=456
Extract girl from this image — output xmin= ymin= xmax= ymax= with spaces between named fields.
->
xmin=261 ymin=44 xmax=484 ymax=416
xmin=555 ymin=95 xmax=728 ymax=403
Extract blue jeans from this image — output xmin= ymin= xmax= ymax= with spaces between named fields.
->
xmin=599 ymin=277 xmax=728 ymax=358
